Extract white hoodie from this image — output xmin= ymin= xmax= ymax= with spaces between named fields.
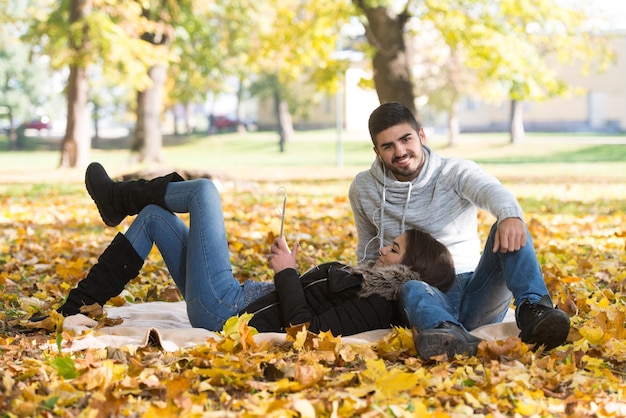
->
xmin=349 ymin=145 xmax=524 ymax=274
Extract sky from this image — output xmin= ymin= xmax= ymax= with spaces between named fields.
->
xmin=584 ymin=0 xmax=626 ymax=30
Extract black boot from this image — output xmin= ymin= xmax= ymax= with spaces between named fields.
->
xmin=57 ymin=233 xmax=144 ymax=316
xmin=516 ymin=295 xmax=570 ymax=350
xmin=85 ymin=162 xmax=184 ymax=227
xmin=414 ymin=322 xmax=483 ymax=360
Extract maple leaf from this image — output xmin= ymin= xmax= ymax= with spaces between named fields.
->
xmin=315 ymin=330 xmax=342 ymax=352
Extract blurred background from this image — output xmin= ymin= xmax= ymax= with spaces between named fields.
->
xmin=0 ymin=0 xmax=624 ymax=170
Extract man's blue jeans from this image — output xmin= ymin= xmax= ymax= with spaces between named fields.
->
xmin=123 ymin=179 xmax=274 ymax=331
xmin=399 ymin=223 xmax=550 ymax=332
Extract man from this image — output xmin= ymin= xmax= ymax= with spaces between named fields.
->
xmin=349 ymin=101 xmax=570 ymax=360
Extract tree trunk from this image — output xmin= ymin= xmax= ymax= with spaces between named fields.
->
xmin=173 ymin=110 xmax=180 ymax=136
xmin=184 ymin=102 xmax=193 ymax=134
xmin=235 ymin=75 xmax=247 ymax=132
xmin=510 ymin=99 xmax=525 ymax=144
xmin=131 ymin=65 xmax=166 ymax=163
xmin=274 ymin=89 xmax=294 ymax=153
xmin=447 ymin=101 xmax=460 ymax=147
xmin=6 ymin=108 xmax=19 ymax=151
xmin=131 ymin=1 xmax=172 ymax=164
xmin=59 ymin=0 xmax=92 ymax=168
xmin=92 ymin=101 xmax=100 ymax=148
xmin=353 ymin=1 xmax=417 ymax=116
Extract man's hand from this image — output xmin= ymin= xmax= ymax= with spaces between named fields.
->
xmin=493 ymin=217 xmax=527 ymax=253
xmin=268 ymin=237 xmax=299 ymax=273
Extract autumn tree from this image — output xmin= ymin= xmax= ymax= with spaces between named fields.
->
xmin=410 ymin=22 xmax=478 ymax=146
xmin=166 ymin=1 xmax=250 ymax=136
xmin=21 ymin=0 xmax=170 ymax=167
xmin=352 ymin=0 xmax=417 ymax=116
xmin=166 ymin=4 xmax=224 ymax=135
xmin=492 ymin=0 xmax=614 ymax=143
xmin=0 ymin=4 xmax=54 ymax=150
xmin=56 ymin=0 xmax=91 ymax=168
xmin=251 ymin=0 xmax=352 ymax=152
xmin=416 ymin=0 xmax=614 ymax=144
xmin=130 ymin=0 xmax=194 ymax=163
xmin=350 ymin=0 xmax=613 ymax=144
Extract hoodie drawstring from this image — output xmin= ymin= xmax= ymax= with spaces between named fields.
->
xmin=401 ymin=182 xmax=413 ymax=232
xmin=379 ymin=175 xmax=413 ymax=249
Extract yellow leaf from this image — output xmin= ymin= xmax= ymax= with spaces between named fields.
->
xmin=515 ymin=398 xmax=540 ymax=415
xmin=219 ymin=313 xmax=258 ymax=352
xmin=293 ymin=326 xmax=310 ymax=351
xmin=361 ymin=358 xmax=421 ymax=397
xmin=315 ymin=330 xmax=341 ymax=351
xmin=293 ymin=362 xmax=327 ymax=387
xmin=165 ymin=375 xmax=191 ymax=399
xmin=579 ymin=324 xmax=605 ymax=345
xmin=55 ymin=258 xmax=86 ymax=280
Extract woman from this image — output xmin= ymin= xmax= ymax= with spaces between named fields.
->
xmin=49 ymin=163 xmax=455 ymax=336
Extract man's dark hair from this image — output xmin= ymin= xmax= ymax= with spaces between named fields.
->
xmin=401 ymin=228 xmax=455 ymax=292
xmin=368 ymin=101 xmax=422 ymax=146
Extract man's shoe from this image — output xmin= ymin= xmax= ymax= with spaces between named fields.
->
xmin=516 ymin=295 xmax=570 ymax=350
xmin=414 ymin=322 xmax=482 ymax=360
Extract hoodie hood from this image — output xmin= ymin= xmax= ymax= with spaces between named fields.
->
xmin=352 ymin=261 xmax=421 ymax=301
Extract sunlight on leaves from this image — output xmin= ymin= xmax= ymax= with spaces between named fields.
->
xmin=1 ymin=180 xmax=625 ymax=415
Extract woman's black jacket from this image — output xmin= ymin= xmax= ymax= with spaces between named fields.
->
xmin=241 ymin=261 xmax=419 ymax=336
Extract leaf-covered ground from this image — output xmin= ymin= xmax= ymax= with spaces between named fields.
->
xmin=1 ymin=178 xmax=625 ymax=417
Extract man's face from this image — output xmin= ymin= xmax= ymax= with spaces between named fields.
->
xmin=373 ymin=123 xmax=426 ymax=182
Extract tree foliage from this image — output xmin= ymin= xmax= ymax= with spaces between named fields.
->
xmin=416 ymin=0 xmax=615 ymax=143
xmin=353 ymin=0 xmax=418 ymax=115
xmin=2 ymin=0 xmax=618 ymax=163
xmin=0 ymin=0 xmax=55 ymax=149
xmin=250 ymin=0 xmax=352 ymax=150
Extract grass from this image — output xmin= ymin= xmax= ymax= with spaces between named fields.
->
xmin=0 ymin=129 xmax=624 ymax=184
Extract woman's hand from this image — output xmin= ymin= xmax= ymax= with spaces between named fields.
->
xmin=268 ymin=237 xmax=299 ymax=273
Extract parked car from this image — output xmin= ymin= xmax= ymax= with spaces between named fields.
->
xmin=20 ymin=116 xmax=52 ymax=131
xmin=209 ymin=115 xmax=238 ymax=132
xmin=208 ymin=115 xmax=257 ymax=134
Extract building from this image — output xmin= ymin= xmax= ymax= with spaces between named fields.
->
xmin=256 ymin=31 xmax=625 ymax=135
xmin=458 ymin=31 xmax=626 ymax=133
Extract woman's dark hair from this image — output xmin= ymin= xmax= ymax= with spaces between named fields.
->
xmin=401 ymin=228 xmax=455 ymax=292
xmin=368 ymin=101 xmax=422 ymax=146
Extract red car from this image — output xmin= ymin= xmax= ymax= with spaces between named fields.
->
xmin=21 ymin=117 xmax=52 ymax=131
xmin=210 ymin=115 xmax=238 ymax=131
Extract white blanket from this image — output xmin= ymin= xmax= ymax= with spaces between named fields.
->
xmin=60 ymin=301 xmax=519 ymax=352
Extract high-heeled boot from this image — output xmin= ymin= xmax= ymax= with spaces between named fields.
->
xmin=85 ymin=162 xmax=184 ymax=227
xmin=57 ymin=232 xmax=144 ymax=316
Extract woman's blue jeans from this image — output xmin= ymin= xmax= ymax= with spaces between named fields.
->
xmin=399 ymin=222 xmax=550 ymax=332
xmin=123 ymin=179 xmax=274 ymax=331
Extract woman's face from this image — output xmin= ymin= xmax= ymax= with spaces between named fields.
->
xmin=376 ymin=233 xmax=408 ymax=267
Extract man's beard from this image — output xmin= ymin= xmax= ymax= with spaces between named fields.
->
xmin=386 ymin=152 xmax=423 ymax=180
